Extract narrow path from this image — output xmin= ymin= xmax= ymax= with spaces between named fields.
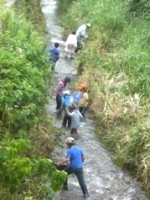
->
xmin=41 ymin=1 xmax=149 ymax=199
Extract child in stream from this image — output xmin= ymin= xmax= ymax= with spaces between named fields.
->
xmin=65 ymin=105 xmax=83 ymax=134
xmin=78 ymin=84 xmax=89 ymax=119
xmin=61 ymin=90 xmax=75 ymax=128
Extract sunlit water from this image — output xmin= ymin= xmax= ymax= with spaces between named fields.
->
xmin=41 ymin=0 xmax=149 ymax=199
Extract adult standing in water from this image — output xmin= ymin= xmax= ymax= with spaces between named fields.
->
xmin=65 ymin=31 xmax=77 ymax=59
xmin=56 ymin=137 xmax=89 ymax=199
xmin=75 ymin=23 xmax=91 ymax=53
xmin=53 ymin=76 xmax=72 ymax=110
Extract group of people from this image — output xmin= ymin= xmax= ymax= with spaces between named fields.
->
xmin=49 ymin=23 xmax=91 ymax=69
xmin=65 ymin=23 xmax=91 ymax=59
xmin=53 ymin=76 xmax=89 ymax=198
xmin=50 ymin=23 xmax=91 ymax=199
xmin=54 ymin=77 xmax=88 ymax=134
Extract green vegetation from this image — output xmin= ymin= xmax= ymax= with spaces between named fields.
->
xmin=59 ymin=0 xmax=150 ymax=197
xmin=0 ymin=1 xmax=66 ymax=199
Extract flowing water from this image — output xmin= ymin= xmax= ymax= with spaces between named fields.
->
xmin=41 ymin=1 xmax=149 ymax=200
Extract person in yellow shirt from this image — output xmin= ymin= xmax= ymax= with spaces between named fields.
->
xmin=78 ymin=84 xmax=88 ymax=118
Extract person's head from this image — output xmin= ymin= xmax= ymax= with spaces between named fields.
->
xmin=64 ymin=76 xmax=72 ymax=83
xmin=71 ymin=31 xmax=76 ymax=35
xmin=62 ymin=90 xmax=70 ymax=96
xmin=66 ymin=137 xmax=75 ymax=148
xmin=54 ymin=42 xmax=59 ymax=48
xmin=79 ymin=84 xmax=87 ymax=92
xmin=69 ymin=104 xmax=77 ymax=112
xmin=86 ymin=23 xmax=91 ymax=29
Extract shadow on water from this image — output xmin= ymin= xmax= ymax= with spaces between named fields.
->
xmin=41 ymin=0 xmax=149 ymax=200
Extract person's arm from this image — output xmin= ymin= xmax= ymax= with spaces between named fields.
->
xmin=55 ymin=50 xmax=60 ymax=61
xmin=81 ymin=149 xmax=85 ymax=163
xmin=82 ymin=155 xmax=85 ymax=163
xmin=84 ymin=93 xmax=89 ymax=106
xmin=78 ymin=110 xmax=83 ymax=118
xmin=80 ymin=26 xmax=88 ymax=39
xmin=65 ymin=107 xmax=73 ymax=116
xmin=56 ymin=157 xmax=70 ymax=166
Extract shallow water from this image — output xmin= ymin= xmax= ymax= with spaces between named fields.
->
xmin=41 ymin=0 xmax=149 ymax=199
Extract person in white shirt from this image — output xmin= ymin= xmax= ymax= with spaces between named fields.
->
xmin=75 ymin=23 xmax=91 ymax=52
xmin=65 ymin=31 xmax=77 ymax=59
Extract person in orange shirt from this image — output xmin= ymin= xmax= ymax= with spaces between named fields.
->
xmin=78 ymin=84 xmax=89 ymax=118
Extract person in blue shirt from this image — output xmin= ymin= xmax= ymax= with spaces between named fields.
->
xmin=49 ymin=42 xmax=60 ymax=70
xmin=56 ymin=137 xmax=89 ymax=199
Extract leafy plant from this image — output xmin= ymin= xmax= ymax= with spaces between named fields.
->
xmin=0 ymin=138 xmax=67 ymax=199
xmin=0 ymin=10 xmax=50 ymax=135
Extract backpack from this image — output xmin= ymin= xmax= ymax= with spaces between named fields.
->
xmin=62 ymin=95 xmax=73 ymax=107
xmin=72 ymin=91 xmax=83 ymax=105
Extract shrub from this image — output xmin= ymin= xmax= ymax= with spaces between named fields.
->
xmin=0 ymin=10 xmax=50 ymax=134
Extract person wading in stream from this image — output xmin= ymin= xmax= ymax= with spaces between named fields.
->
xmin=75 ymin=23 xmax=91 ymax=53
xmin=65 ymin=105 xmax=83 ymax=134
xmin=53 ymin=76 xmax=71 ymax=109
xmin=78 ymin=84 xmax=89 ymax=120
xmin=49 ymin=42 xmax=60 ymax=70
xmin=61 ymin=90 xmax=75 ymax=129
xmin=56 ymin=137 xmax=89 ymax=199
xmin=65 ymin=31 xmax=77 ymax=59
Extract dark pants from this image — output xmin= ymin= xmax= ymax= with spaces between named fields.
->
xmin=75 ymin=41 xmax=83 ymax=53
xmin=51 ymin=63 xmax=55 ymax=70
xmin=56 ymin=94 xmax=62 ymax=110
xmin=79 ymin=107 xmax=87 ymax=117
xmin=64 ymin=166 xmax=88 ymax=195
xmin=62 ymin=115 xmax=71 ymax=128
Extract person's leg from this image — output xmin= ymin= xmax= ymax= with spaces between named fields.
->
xmin=63 ymin=166 xmax=74 ymax=190
xmin=56 ymin=94 xmax=62 ymax=110
xmin=75 ymin=41 xmax=82 ymax=53
xmin=70 ymin=53 xmax=74 ymax=59
xmin=79 ymin=106 xmax=83 ymax=114
xmin=70 ymin=128 xmax=76 ymax=134
xmin=75 ymin=129 xmax=78 ymax=134
xmin=79 ymin=107 xmax=87 ymax=118
xmin=56 ymin=102 xmax=64 ymax=117
xmin=74 ymin=168 xmax=88 ymax=196
xmin=51 ymin=62 xmax=55 ymax=71
xmin=70 ymin=48 xmax=75 ymax=59
xmin=65 ymin=51 xmax=69 ymax=58
xmin=62 ymin=115 xmax=68 ymax=127
xmin=81 ymin=107 xmax=87 ymax=117
xmin=68 ymin=116 xmax=71 ymax=128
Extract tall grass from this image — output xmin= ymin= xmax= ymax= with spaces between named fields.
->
xmin=14 ymin=0 xmax=46 ymax=33
xmin=62 ymin=0 xmax=150 ymax=197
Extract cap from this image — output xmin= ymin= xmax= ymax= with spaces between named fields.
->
xmin=66 ymin=137 xmax=75 ymax=144
xmin=79 ymin=84 xmax=87 ymax=91
xmin=65 ymin=76 xmax=72 ymax=83
xmin=86 ymin=23 xmax=91 ymax=27
xmin=63 ymin=90 xmax=70 ymax=95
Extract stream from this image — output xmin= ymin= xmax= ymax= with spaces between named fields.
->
xmin=41 ymin=0 xmax=149 ymax=200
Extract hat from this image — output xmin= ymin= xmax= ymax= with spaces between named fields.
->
xmin=86 ymin=23 xmax=91 ymax=27
xmin=63 ymin=90 xmax=70 ymax=95
xmin=65 ymin=76 xmax=72 ymax=83
xmin=79 ymin=84 xmax=87 ymax=91
xmin=66 ymin=137 xmax=75 ymax=144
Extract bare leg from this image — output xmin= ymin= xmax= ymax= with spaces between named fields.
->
xmin=70 ymin=53 xmax=74 ymax=59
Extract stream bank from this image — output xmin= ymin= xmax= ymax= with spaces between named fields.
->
xmin=41 ymin=0 xmax=149 ymax=199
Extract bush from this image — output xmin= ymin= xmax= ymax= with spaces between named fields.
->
xmin=0 ymin=10 xmax=50 ymax=134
